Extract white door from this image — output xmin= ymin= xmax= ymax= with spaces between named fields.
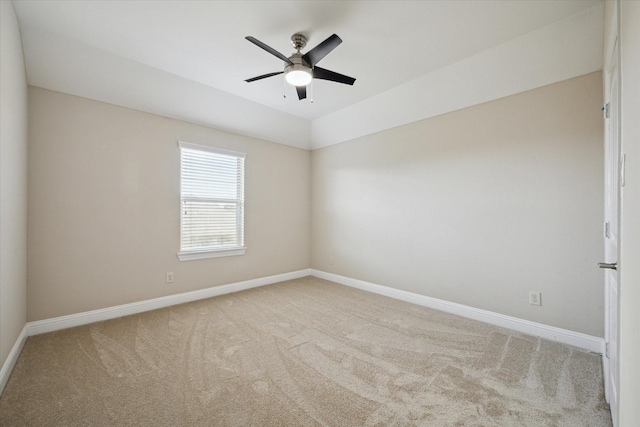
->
xmin=602 ymin=38 xmax=620 ymax=427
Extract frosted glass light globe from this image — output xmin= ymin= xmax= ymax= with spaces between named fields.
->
xmin=285 ymin=68 xmax=312 ymax=86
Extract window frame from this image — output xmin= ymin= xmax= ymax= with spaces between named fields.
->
xmin=177 ymin=141 xmax=246 ymax=261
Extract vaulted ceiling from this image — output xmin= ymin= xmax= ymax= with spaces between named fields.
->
xmin=13 ymin=1 xmax=604 ymax=149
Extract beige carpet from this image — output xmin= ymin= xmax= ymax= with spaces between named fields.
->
xmin=0 ymin=277 xmax=611 ymax=426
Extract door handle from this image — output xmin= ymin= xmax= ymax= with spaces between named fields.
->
xmin=599 ymin=262 xmax=617 ymax=270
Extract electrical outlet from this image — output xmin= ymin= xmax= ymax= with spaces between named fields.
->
xmin=166 ymin=272 xmax=174 ymax=283
xmin=529 ymin=291 xmax=541 ymax=306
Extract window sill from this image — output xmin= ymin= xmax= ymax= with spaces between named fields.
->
xmin=178 ymin=247 xmax=246 ymax=261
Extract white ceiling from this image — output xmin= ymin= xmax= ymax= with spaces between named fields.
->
xmin=12 ymin=0 xmax=604 ymax=149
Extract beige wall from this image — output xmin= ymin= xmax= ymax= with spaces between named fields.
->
xmin=311 ymin=72 xmax=604 ymax=337
xmin=26 ymin=74 xmax=606 ymax=338
xmin=27 ymin=87 xmax=310 ymax=321
xmin=0 ymin=2 xmax=29 ymax=369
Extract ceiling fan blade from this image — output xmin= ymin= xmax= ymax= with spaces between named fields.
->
xmin=313 ymin=66 xmax=356 ymax=85
xmin=302 ymin=34 xmax=342 ymax=66
xmin=245 ymin=71 xmax=284 ymax=83
xmin=296 ymin=85 xmax=307 ymax=100
xmin=245 ymin=36 xmax=293 ymax=65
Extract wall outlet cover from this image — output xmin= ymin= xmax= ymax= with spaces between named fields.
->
xmin=529 ymin=291 xmax=541 ymax=306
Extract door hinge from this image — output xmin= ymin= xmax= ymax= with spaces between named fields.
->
xmin=603 ymin=102 xmax=610 ymax=118
xmin=604 ymin=221 xmax=611 ymax=239
xmin=605 ymin=342 xmax=610 ymax=359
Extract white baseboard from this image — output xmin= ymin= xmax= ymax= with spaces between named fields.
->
xmin=2 ymin=267 xmax=603 ymax=398
xmin=310 ymin=269 xmax=604 ymax=354
xmin=0 ymin=324 xmax=28 ymax=395
xmin=27 ymin=269 xmax=311 ymax=336
xmin=1 ymin=269 xmax=310 ymax=396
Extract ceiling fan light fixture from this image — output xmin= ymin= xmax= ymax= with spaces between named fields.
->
xmin=285 ymin=65 xmax=312 ymax=86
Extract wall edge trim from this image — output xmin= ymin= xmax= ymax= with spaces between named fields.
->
xmin=310 ymin=269 xmax=604 ymax=354
xmin=4 ymin=267 xmax=603 ymax=397
xmin=27 ymin=269 xmax=311 ymax=336
xmin=0 ymin=324 xmax=28 ymax=396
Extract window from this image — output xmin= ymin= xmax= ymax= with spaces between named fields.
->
xmin=178 ymin=141 xmax=245 ymax=261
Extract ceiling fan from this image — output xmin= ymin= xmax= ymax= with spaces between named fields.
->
xmin=244 ymin=33 xmax=356 ymax=101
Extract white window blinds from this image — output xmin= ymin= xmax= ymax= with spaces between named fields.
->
xmin=178 ymin=141 xmax=245 ymax=260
